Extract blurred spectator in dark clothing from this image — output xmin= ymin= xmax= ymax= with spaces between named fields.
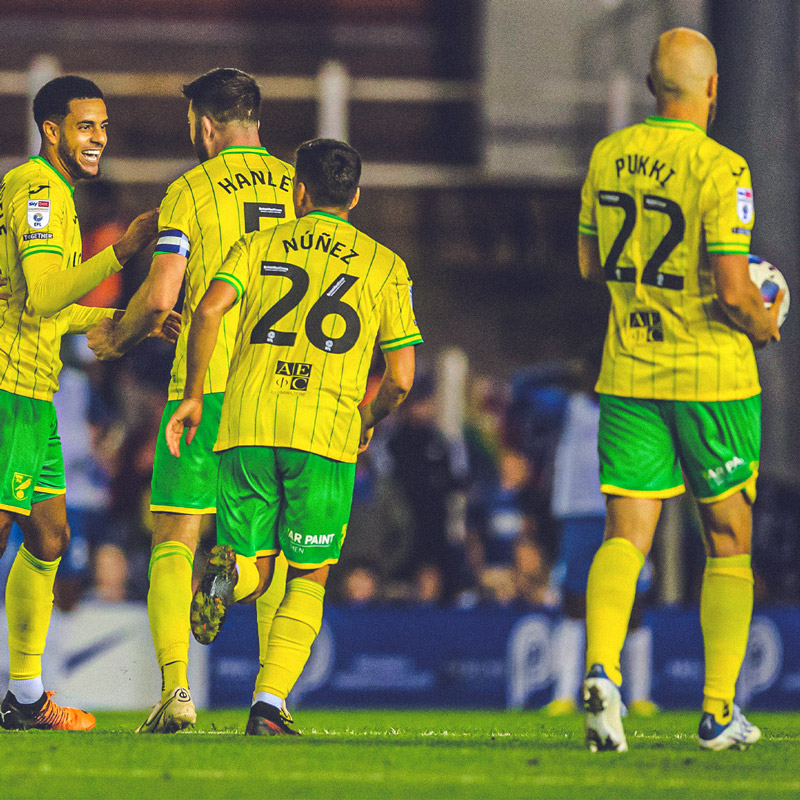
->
xmin=106 ymin=338 xmax=174 ymax=599
xmin=466 ymin=447 xmax=550 ymax=605
xmin=387 ymin=370 xmax=460 ymax=598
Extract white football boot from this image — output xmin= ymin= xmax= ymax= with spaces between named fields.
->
xmin=698 ymin=704 xmax=761 ymax=751
xmin=583 ymin=663 xmax=628 ymax=753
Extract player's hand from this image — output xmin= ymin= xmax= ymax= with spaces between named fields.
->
xmin=767 ymin=289 xmax=785 ymax=343
xmin=0 ymin=276 xmax=10 ymax=301
xmin=751 ymin=288 xmax=785 ymax=348
xmin=113 ymin=208 xmax=160 ymax=265
xmin=357 ymin=407 xmax=375 ymax=453
xmin=148 ymin=310 xmax=182 ymax=344
xmin=166 ymin=397 xmax=203 ymax=457
xmin=87 ymin=317 xmax=124 ymax=361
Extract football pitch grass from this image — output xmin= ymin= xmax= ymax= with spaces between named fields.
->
xmin=2 ymin=709 xmax=799 ymax=800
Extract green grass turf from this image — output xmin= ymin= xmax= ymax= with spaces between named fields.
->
xmin=1 ymin=709 xmax=799 ymax=800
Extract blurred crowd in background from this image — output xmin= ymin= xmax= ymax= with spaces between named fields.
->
xmin=1 ymin=180 xmax=799 ymax=614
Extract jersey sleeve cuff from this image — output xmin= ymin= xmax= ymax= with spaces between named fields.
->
xmin=578 ymin=223 xmax=598 ymax=236
xmin=379 ymin=333 xmax=424 ymax=352
xmin=707 ymin=242 xmax=750 ymax=254
xmin=213 ymin=272 xmax=244 ymax=300
xmin=19 ymin=245 xmax=64 ymax=259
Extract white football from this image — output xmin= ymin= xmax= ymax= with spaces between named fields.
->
xmin=749 ymin=255 xmax=790 ymax=327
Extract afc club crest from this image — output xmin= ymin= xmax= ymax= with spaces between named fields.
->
xmin=27 ymin=199 xmax=51 ymax=229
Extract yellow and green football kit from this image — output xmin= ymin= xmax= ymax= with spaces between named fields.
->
xmin=581 ymin=116 xmax=758 ymax=723
xmin=0 ymin=156 xmax=118 ymax=513
xmin=579 ymin=116 xmax=760 ymax=502
xmin=213 ymin=210 xmax=423 ymax=566
xmin=0 ymin=155 xmax=120 ymax=695
xmin=149 ymin=147 xmax=295 ymax=512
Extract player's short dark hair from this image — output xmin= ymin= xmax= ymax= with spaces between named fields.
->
xmin=294 ymin=138 xmax=361 ymax=208
xmin=33 ymin=76 xmax=104 ymax=135
xmin=182 ymin=68 xmax=261 ymax=125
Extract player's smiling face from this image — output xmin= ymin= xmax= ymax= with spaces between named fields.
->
xmin=56 ymin=98 xmax=108 ymax=181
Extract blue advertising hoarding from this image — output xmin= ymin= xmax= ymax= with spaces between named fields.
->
xmin=208 ymin=605 xmax=800 ymax=710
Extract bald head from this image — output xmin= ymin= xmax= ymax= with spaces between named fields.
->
xmin=649 ymin=28 xmax=717 ymax=102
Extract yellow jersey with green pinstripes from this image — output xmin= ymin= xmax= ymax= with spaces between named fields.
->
xmin=579 ymin=116 xmax=759 ymax=401
xmin=213 ymin=210 xmax=423 ymax=462
xmin=156 ymin=146 xmax=295 ymax=401
xmin=0 ymin=157 xmax=95 ymax=400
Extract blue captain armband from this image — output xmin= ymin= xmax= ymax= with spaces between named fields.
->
xmin=153 ymin=229 xmax=190 ymax=258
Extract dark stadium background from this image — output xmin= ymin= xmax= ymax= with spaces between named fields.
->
xmin=0 ymin=0 xmax=799 ymax=713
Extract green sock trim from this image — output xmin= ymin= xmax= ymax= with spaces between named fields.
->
xmin=287 ymin=578 xmax=326 ymax=601
xmin=18 ymin=544 xmax=60 ymax=573
xmin=706 ymin=554 xmax=751 ymax=570
xmin=601 ymin=537 xmax=646 ymax=569
xmin=148 ymin=541 xmax=193 ymax=580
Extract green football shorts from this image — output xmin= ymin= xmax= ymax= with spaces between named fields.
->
xmin=150 ymin=392 xmax=225 ymax=514
xmin=217 ymin=446 xmax=356 ymax=567
xmin=0 ymin=389 xmax=65 ymax=515
xmin=598 ymin=393 xmax=761 ymax=504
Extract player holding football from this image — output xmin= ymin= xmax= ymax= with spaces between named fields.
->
xmin=88 ymin=68 xmax=294 ymax=733
xmin=578 ymin=28 xmax=783 ymax=752
xmin=165 ymin=138 xmax=422 ymax=735
xmin=0 ymin=76 xmax=167 ymax=730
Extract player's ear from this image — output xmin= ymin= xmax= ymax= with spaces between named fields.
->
xmin=201 ymin=115 xmax=215 ymax=140
xmin=646 ymin=73 xmax=655 ymax=98
xmin=707 ymin=72 xmax=718 ymax=102
xmin=41 ymin=119 xmax=60 ymax=147
xmin=294 ymin=180 xmax=308 ymax=209
xmin=348 ymin=187 xmax=360 ymax=211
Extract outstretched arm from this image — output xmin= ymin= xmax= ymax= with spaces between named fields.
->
xmin=358 ymin=345 xmax=416 ymax=452
xmin=165 ymin=279 xmax=238 ymax=457
xmin=88 ymin=251 xmax=186 ymax=360
xmin=24 ymin=208 xmax=158 ymax=318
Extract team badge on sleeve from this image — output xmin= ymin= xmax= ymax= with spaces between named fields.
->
xmin=736 ymin=188 xmax=754 ymax=224
xmin=155 ymin=229 xmax=191 ymax=258
xmin=27 ymin=199 xmax=50 ymax=229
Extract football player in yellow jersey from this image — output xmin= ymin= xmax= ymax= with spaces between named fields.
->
xmin=0 ymin=76 xmax=166 ymax=731
xmin=578 ymin=28 xmax=783 ymax=753
xmin=165 ymin=138 xmax=422 ymax=734
xmin=88 ymin=68 xmax=296 ymax=733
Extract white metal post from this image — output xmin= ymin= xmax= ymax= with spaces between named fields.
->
xmin=27 ymin=55 xmax=61 ymax=155
xmin=317 ymin=60 xmax=350 ymax=142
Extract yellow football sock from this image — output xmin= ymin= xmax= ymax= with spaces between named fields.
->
xmin=6 ymin=544 xmax=59 ymax=680
xmin=147 ymin=541 xmax=193 ymax=698
xmin=256 ymin=553 xmax=288 ymax=668
xmin=585 ymin=537 xmax=645 ymax=685
xmin=255 ymin=578 xmax=325 ymax=699
xmin=701 ymin=555 xmax=753 ymax=724
xmin=233 ymin=554 xmax=259 ymax=602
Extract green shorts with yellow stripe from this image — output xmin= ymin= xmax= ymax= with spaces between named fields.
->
xmin=150 ymin=392 xmax=224 ymax=514
xmin=217 ymin=445 xmax=356 ymax=567
xmin=598 ymin=393 xmax=761 ymax=504
xmin=0 ymin=389 xmax=65 ymax=515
